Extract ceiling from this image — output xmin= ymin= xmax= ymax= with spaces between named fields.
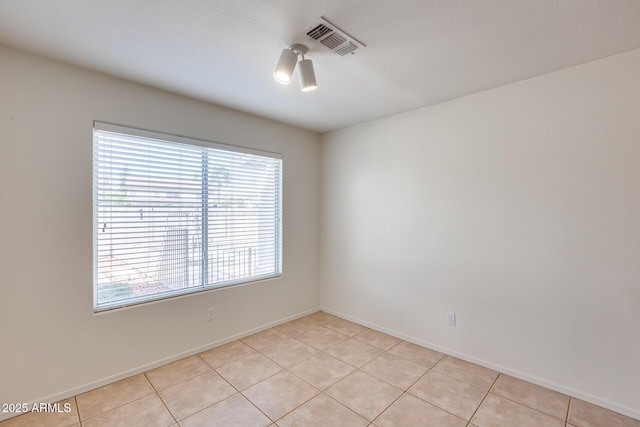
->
xmin=1 ymin=1 xmax=640 ymax=133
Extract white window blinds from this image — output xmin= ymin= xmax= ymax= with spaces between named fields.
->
xmin=93 ymin=122 xmax=282 ymax=311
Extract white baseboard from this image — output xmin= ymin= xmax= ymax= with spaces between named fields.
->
xmin=0 ymin=307 xmax=319 ymax=423
xmin=320 ymin=307 xmax=640 ymax=422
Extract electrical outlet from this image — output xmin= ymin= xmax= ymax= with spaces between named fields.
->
xmin=207 ymin=307 xmax=215 ymax=321
xmin=447 ymin=312 xmax=456 ymax=326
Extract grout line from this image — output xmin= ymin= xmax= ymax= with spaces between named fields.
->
xmin=240 ymin=392 xmax=276 ymax=425
xmin=485 ymin=391 xmax=571 ymax=423
xmin=487 ymin=375 xmax=571 ymax=422
xmin=232 ymin=321 xmax=325 ymax=424
xmin=402 ymin=361 xmax=433 ymax=391
xmin=321 ymin=346 xmax=400 ymax=423
xmin=466 ymin=371 xmax=500 ymax=423
xmin=323 ymin=389 xmax=387 ymax=424
xmin=386 ymin=375 xmax=480 ymax=426
xmin=73 ymin=396 xmax=81 ymax=426
xmin=387 ymin=341 xmax=447 ymax=368
xmin=369 ymin=389 xmax=406 ymax=424
xmin=195 ymin=352 xmax=215 ymax=370
xmin=271 ymin=390 xmax=321 ymax=424
xmin=428 ymin=357 xmax=498 ymax=392
xmin=404 ymin=387 xmax=478 ymax=424
xmin=310 ymin=392 xmax=369 ymax=424
xmin=386 ymin=340 xmax=404 ymax=352
xmin=358 ymin=351 xmax=430 ymax=392
xmin=176 ymin=393 xmax=232 ymax=424
xmin=78 ymin=392 xmax=158 ymax=425
xmin=143 ymin=372 xmax=179 ymax=425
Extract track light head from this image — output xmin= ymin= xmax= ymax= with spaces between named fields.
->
xmin=298 ymin=58 xmax=317 ymax=91
xmin=273 ymin=48 xmax=297 ymax=84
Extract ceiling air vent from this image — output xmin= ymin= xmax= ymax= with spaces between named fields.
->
xmin=305 ymin=17 xmax=365 ymax=56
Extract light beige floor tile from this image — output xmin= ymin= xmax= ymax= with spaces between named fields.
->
xmin=408 ymin=370 xmax=487 ymax=420
xmin=146 ymin=355 xmax=212 ymax=390
xmin=242 ymin=371 xmax=319 ymax=420
xmin=326 ymin=371 xmax=402 ymax=421
xmin=180 ymin=393 xmax=271 ymax=427
xmin=261 ymin=338 xmax=318 ymax=367
xmin=361 ymin=352 xmax=428 ymax=390
xmin=158 ymin=371 xmax=235 ymax=420
xmin=326 ymin=338 xmax=383 ymax=368
xmin=304 ymin=311 xmax=338 ymax=324
xmin=216 ymin=353 xmax=282 ymax=390
xmin=0 ymin=398 xmax=79 ymax=427
xmin=432 ymin=356 xmax=498 ymax=390
xmin=76 ymin=374 xmax=154 ymax=420
xmin=374 ymin=393 xmax=467 ymax=427
xmin=353 ymin=329 xmax=402 ymax=351
xmin=199 ymin=341 xmax=256 ymax=368
xmin=471 ymin=394 xmax=564 ymax=427
xmin=241 ymin=328 xmax=288 ymax=352
xmin=14 ymin=313 xmax=640 ymax=427
xmin=278 ymin=393 xmax=368 ymax=427
xmin=387 ymin=341 xmax=445 ymax=368
xmin=82 ymin=394 xmax=174 ymax=427
xmin=325 ymin=318 xmax=368 ymax=336
xmin=568 ymin=398 xmax=640 ymax=427
xmin=274 ymin=319 xmax=318 ymax=338
xmin=492 ymin=374 xmax=569 ymax=420
xmin=295 ymin=326 xmax=349 ymax=350
xmin=288 ymin=316 xmax=321 ymax=328
xmin=289 ymin=352 xmax=355 ymax=390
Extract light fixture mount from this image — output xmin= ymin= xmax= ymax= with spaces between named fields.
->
xmin=288 ymin=44 xmax=308 ymax=57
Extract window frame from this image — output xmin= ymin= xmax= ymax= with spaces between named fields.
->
xmin=92 ymin=121 xmax=283 ymax=312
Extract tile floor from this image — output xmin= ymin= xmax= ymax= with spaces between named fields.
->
xmin=2 ymin=311 xmax=639 ymax=426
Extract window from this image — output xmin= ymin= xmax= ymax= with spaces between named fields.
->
xmin=93 ymin=122 xmax=282 ymax=311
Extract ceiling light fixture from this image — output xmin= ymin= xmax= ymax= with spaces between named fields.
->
xmin=273 ymin=44 xmax=317 ymax=92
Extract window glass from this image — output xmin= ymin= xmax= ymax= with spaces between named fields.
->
xmin=93 ymin=122 xmax=282 ymax=311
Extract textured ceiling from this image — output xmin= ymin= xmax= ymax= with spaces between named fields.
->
xmin=1 ymin=0 xmax=640 ymax=133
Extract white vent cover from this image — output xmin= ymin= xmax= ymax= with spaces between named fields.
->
xmin=305 ymin=17 xmax=365 ymax=56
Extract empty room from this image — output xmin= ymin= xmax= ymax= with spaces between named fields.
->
xmin=1 ymin=1 xmax=639 ymax=426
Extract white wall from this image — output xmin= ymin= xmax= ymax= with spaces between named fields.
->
xmin=321 ymin=48 xmax=640 ymax=419
xmin=0 ymin=45 xmax=320 ymax=415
